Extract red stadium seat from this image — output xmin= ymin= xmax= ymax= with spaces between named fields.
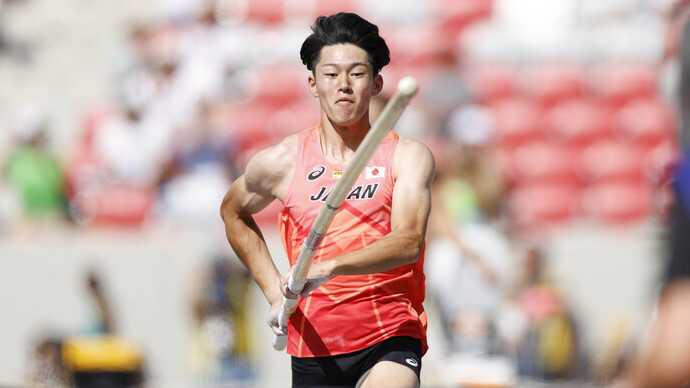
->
xmin=488 ymin=98 xmax=546 ymax=148
xmin=382 ymin=23 xmax=452 ymax=68
xmin=245 ymin=0 xmax=285 ymax=25
xmin=265 ymin=101 xmax=321 ymax=139
xmin=434 ymin=0 xmax=494 ymax=38
xmin=588 ymin=62 xmax=660 ymax=107
xmin=224 ymin=99 xmax=320 ymax=138
xmin=242 ymin=65 xmax=309 ymax=107
xmin=507 ymin=182 xmax=582 ymax=230
xmin=645 ymin=141 xmax=681 ymax=183
xmin=614 ymin=98 xmax=677 ymax=148
xmin=522 ymin=62 xmax=588 ymax=108
xmin=381 ymin=62 xmax=436 ymax=95
xmin=464 ymin=62 xmax=519 ymax=104
xmin=71 ymin=185 xmax=156 ymax=228
xmin=544 ymin=99 xmax=613 ymax=147
xmin=581 ymin=180 xmax=653 ymax=225
xmin=223 ymin=100 xmax=320 ymax=168
xmin=313 ymin=0 xmax=361 ymax=19
xmin=505 ymin=141 xmax=581 ymax=186
xmin=65 ymin=107 xmax=118 ymax=199
xmin=224 ymin=101 xmax=273 ymax=137
xmin=577 ymin=140 xmax=646 ymax=183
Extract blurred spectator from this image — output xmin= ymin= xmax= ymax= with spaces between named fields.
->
xmin=504 ymin=244 xmax=583 ymax=381
xmin=171 ymin=0 xmax=236 ymax=110
xmin=0 ymin=0 xmax=32 ymax=61
xmin=61 ymin=269 xmax=145 ymax=388
xmin=187 ymin=253 xmax=256 ymax=385
xmin=2 ymin=105 xmax=67 ymax=221
xmin=420 ymin=49 xmax=472 ymax=136
xmin=23 ymin=270 xmax=140 ymax=388
xmin=445 ymin=103 xmax=504 ymax=220
xmin=84 ymin=269 xmax=115 ymax=336
xmin=62 ymin=95 xmax=163 ymax=228
xmin=425 ymin=102 xmax=511 ymax=356
xmin=93 ymin=79 xmax=172 ymax=186
xmin=24 ymin=334 xmax=70 ymax=388
xmin=0 ymin=0 xmax=6 ymax=53
xmin=591 ymin=316 xmax=635 ymax=386
xmin=157 ymin=101 xmax=238 ymax=224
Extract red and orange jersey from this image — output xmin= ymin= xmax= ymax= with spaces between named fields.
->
xmin=279 ymin=125 xmax=427 ymax=357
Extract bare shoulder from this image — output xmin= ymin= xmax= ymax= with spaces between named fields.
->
xmin=245 ymin=133 xmax=299 ymax=198
xmin=394 ymin=136 xmax=436 ymax=183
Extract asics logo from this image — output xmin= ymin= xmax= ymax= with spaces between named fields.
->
xmin=405 ymin=358 xmax=418 ymax=367
xmin=308 ymin=166 xmax=326 ymax=180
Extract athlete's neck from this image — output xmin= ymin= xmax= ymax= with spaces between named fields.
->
xmin=319 ymin=113 xmax=371 ymax=164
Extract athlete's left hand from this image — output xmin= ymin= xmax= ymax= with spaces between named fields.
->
xmin=267 ymin=300 xmax=287 ymax=336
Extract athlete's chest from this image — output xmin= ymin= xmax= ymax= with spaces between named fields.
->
xmin=300 ymin=164 xmax=391 ymax=205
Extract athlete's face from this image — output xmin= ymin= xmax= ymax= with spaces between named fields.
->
xmin=308 ymin=44 xmax=383 ymax=127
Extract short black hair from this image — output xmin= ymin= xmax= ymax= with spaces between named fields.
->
xmin=300 ymin=12 xmax=390 ymax=75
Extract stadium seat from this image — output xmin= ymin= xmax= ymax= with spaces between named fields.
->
xmin=577 ymin=140 xmax=647 ymax=184
xmin=581 ymin=180 xmax=653 ymax=225
xmin=265 ymin=101 xmax=321 ymax=139
xmin=588 ymin=62 xmax=660 ymax=108
xmin=644 ymin=141 xmax=681 ymax=184
xmin=224 ymin=99 xmax=319 ymax=138
xmin=507 ymin=182 xmax=582 ymax=230
xmin=223 ymin=101 xmax=273 ymax=137
xmin=222 ymin=100 xmax=320 ymax=169
xmin=313 ymin=0 xmax=361 ymax=19
xmin=65 ymin=107 xmax=117 ymax=199
xmin=463 ymin=62 xmax=519 ymax=104
xmin=382 ymin=23 xmax=452 ymax=67
xmin=488 ymin=98 xmax=546 ymax=148
xmin=614 ymin=98 xmax=676 ymax=148
xmin=241 ymin=65 xmax=309 ymax=107
xmin=245 ymin=0 xmax=286 ymax=25
xmin=71 ymin=184 xmax=156 ymax=228
xmin=521 ymin=62 xmax=588 ymax=108
xmin=381 ymin=62 xmax=436 ymax=95
xmin=434 ymin=0 xmax=494 ymax=38
xmin=505 ymin=141 xmax=581 ymax=186
xmin=544 ymin=99 xmax=613 ymax=147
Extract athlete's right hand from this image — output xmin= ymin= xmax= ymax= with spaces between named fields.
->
xmin=281 ymin=265 xmax=330 ymax=299
xmin=268 ymin=300 xmax=287 ymax=336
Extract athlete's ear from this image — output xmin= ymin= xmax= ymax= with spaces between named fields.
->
xmin=308 ymin=72 xmax=318 ymax=97
xmin=372 ymin=74 xmax=383 ymax=96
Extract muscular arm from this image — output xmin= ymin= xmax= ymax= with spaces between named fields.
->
xmin=220 ymin=137 xmax=295 ymax=306
xmin=309 ymin=138 xmax=435 ymax=277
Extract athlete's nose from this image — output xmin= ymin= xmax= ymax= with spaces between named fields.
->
xmin=337 ymin=73 xmax=352 ymax=93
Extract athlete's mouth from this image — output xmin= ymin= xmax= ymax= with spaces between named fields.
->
xmin=335 ymin=97 xmax=354 ymax=105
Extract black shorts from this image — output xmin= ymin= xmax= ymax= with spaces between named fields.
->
xmin=291 ymin=336 xmax=422 ymax=388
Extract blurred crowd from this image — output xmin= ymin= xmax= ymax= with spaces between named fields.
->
xmin=2 ymin=0 xmax=688 ymax=387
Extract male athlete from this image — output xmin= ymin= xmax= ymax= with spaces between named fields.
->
xmin=220 ymin=12 xmax=435 ymax=387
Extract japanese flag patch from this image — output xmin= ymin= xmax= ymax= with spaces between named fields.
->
xmin=365 ymin=166 xmax=385 ymax=179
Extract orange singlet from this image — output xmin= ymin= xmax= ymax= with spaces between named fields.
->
xmin=279 ymin=125 xmax=428 ymax=358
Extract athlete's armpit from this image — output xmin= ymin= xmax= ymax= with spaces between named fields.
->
xmin=244 ymin=134 xmax=298 ymax=202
